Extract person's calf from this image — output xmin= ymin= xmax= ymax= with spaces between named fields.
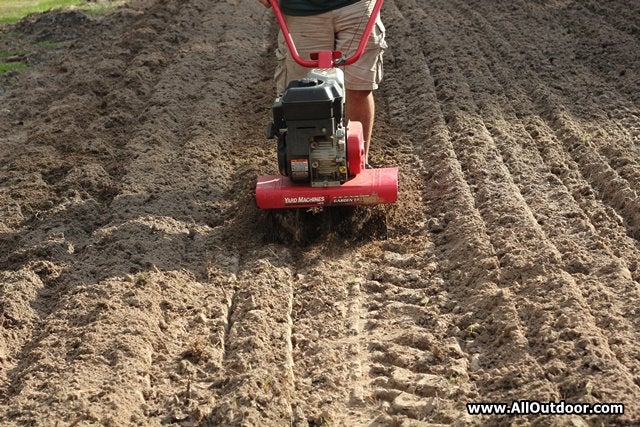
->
xmin=346 ymin=89 xmax=375 ymax=162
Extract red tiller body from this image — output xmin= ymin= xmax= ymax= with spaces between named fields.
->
xmin=256 ymin=167 xmax=398 ymax=209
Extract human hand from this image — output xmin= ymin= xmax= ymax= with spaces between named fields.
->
xmin=258 ymin=0 xmax=271 ymax=7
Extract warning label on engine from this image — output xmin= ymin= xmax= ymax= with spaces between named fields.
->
xmin=290 ymin=159 xmax=308 ymax=172
xmin=290 ymin=159 xmax=309 ymax=181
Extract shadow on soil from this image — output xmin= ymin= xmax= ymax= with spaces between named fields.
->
xmin=261 ymin=205 xmax=390 ymax=247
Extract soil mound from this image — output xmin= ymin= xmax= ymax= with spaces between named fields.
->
xmin=15 ymin=10 xmax=92 ymax=41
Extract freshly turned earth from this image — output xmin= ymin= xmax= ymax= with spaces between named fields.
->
xmin=1 ymin=0 xmax=639 ymax=425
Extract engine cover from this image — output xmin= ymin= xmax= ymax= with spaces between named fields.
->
xmin=268 ymin=69 xmax=348 ymax=187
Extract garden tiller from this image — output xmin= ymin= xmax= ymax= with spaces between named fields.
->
xmin=255 ymin=0 xmax=398 ymax=209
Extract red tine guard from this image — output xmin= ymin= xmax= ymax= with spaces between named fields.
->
xmin=268 ymin=0 xmax=384 ymax=68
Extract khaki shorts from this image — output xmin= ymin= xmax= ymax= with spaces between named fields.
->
xmin=275 ymin=0 xmax=387 ymax=94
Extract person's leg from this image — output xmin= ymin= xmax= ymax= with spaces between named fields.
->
xmin=334 ymin=1 xmax=386 ymax=164
xmin=346 ymin=89 xmax=374 ymax=164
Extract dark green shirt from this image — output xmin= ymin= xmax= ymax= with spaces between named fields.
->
xmin=280 ymin=0 xmax=360 ymax=16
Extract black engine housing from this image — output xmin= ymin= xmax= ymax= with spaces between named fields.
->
xmin=267 ymin=69 xmax=348 ymax=186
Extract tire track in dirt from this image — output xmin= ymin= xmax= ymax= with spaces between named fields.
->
xmin=363 ymin=249 xmax=475 ymax=424
xmin=285 ymin=255 xmax=373 ymax=425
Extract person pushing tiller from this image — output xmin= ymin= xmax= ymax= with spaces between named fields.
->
xmin=255 ymin=0 xmax=398 ymax=210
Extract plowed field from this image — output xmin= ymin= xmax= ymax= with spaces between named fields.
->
xmin=1 ymin=0 xmax=639 ymax=425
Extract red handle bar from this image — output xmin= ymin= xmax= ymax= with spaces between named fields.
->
xmin=268 ymin=0 xmax=385 ymax=68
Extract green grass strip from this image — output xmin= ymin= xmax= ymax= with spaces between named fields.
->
xmin=0 ymin=60 xmax=27 ymax=74
xmin=0 ymin=0 xmax=111 ymax=25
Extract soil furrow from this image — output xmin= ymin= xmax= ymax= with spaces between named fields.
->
xmin=405 ymin=0 xmax=557 ymax=379
xmin=459 ymin=0 xmax=640 ymax=242
xmin=445 ymin=0 xmax=640 ymax=364
xmin=405 ymin=1 xmax=640 ymax=424
xmin=534 ymin=88 xmax=640 ymax=241
xmin=446 ymin=0 xmax=640 ymax=282
xmin=372 ymin=1 xmax=534 ymax=424
xmin=425 ymin=1 xmax=640 ymax=423
xmin=208 ymin=256 xmax=295 ymax=426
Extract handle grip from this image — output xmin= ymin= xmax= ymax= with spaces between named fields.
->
xmin=268 ymin=0 xmax=384 ymax=68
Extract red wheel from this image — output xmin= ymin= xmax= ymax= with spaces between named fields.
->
xmin=347 ymin=121 xmax=365 ymax=176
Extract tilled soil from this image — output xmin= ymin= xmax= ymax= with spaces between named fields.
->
xmin=1 ymin=0 xmax=639 ymax=425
